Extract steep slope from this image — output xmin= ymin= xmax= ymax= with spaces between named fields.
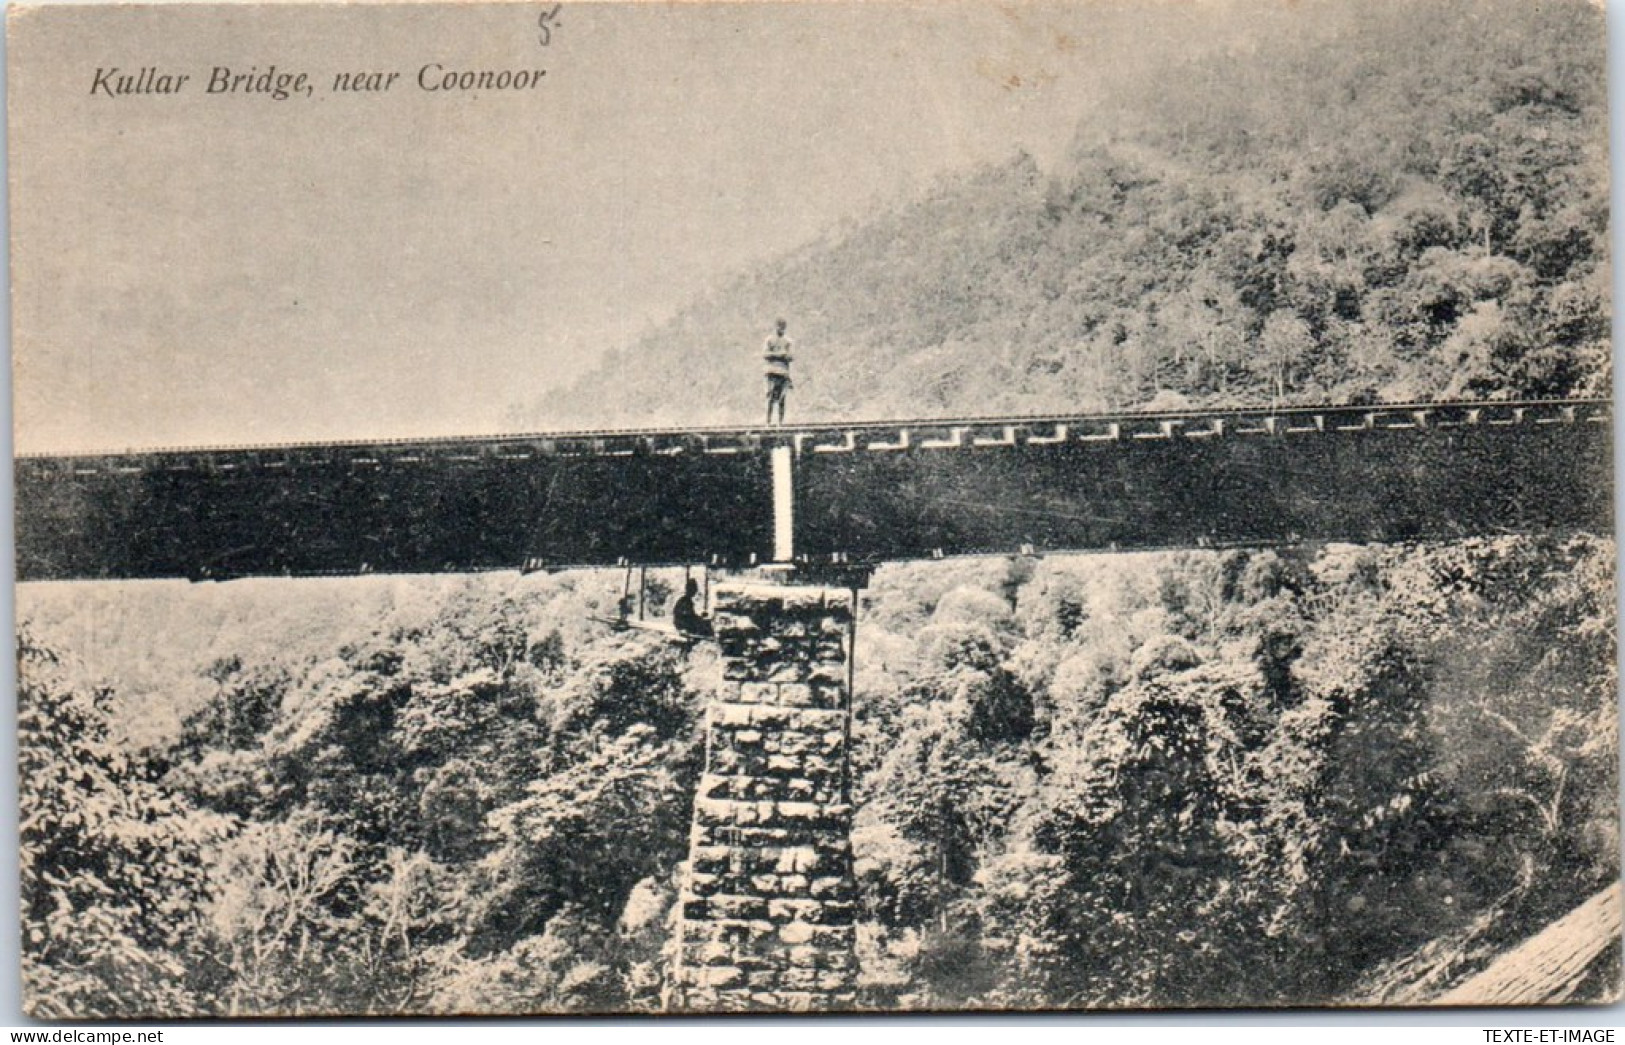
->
xmin=520 ymin=0 xmax=1609 ymax=430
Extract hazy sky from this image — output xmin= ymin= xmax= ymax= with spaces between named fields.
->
xmin=12 ymin=0 xmax=1310 ymax=452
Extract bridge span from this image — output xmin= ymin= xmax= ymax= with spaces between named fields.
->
xmin=15 ymin=399 xmax=1612 ymax=581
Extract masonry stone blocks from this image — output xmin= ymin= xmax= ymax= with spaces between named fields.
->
xmin=668 ymin=582 xmax=859 ymax=1012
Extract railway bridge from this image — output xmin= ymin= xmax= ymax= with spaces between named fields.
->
xmin=15 ymin=396 xmax=1614 ymax=1011
xmin=15 ymin=398 xmax=1612 ymax=581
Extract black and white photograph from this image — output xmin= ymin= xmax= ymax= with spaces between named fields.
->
xmin=7 ymin=0 xmax=1618 ymax=1018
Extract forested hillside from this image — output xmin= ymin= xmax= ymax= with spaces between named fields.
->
xmin=19 ymin=535 xmax=1618 ymax=1013
xmin=525 ymin=0 xmax=1609 ymax=429
xmin=18 ymin=0 xmax=1616 ymax=1018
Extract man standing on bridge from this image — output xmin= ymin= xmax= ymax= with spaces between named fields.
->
xmin=764 ymin=318 xmax=793 ymax=426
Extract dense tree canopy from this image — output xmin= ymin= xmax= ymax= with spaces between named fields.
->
xmin=19 ymin=533 xmax=1616 ymax=1012
xmin=17 ymin=0 xmax=1615 ymax=1015
xmin=526 ymin=0 xmax=1608 ymax=429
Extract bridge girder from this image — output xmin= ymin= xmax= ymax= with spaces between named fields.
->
xmin=15 ymin=399 xmax=1612 ymax=582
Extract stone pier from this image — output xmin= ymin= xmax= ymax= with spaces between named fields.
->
xmin=667 ymin=581 xmax=859 ymax=1012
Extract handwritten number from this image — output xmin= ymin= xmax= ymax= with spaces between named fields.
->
xmin=538 ymin=5 xmax=562 ymax=47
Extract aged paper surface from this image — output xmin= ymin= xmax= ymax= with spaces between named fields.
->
xmin=9 ymin=0 xmax=1618 ymax=1018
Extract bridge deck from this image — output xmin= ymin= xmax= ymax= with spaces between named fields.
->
xmin=15 ymin=399 xmax=1613 ymax=580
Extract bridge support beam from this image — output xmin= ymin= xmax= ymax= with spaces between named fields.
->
xmin=667 ymin=580 xmax=858 ymax=1012
xmin=771 ymin=444 xmax=794 ymax=563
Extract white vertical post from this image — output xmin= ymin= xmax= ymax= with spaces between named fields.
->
xmin=771 ymin=444 xmax=794 ymax=563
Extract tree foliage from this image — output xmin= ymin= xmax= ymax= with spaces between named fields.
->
xmin=14 ymin=0 xmax=1617 ymax=1012
xmin=17 ymin=534 xmax=1616 ymax=1012
xmin=528 ymin=0 xmax=1607 ymax=430
xmin=18 ymin=632 xmax=229 ymax=1018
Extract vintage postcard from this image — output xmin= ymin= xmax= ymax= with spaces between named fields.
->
xmin=8 ymin=0 xmax=1618 ymax=1018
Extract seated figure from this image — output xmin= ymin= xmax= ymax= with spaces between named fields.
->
xmin=672 ymin=577 xmax=713 ymax=637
